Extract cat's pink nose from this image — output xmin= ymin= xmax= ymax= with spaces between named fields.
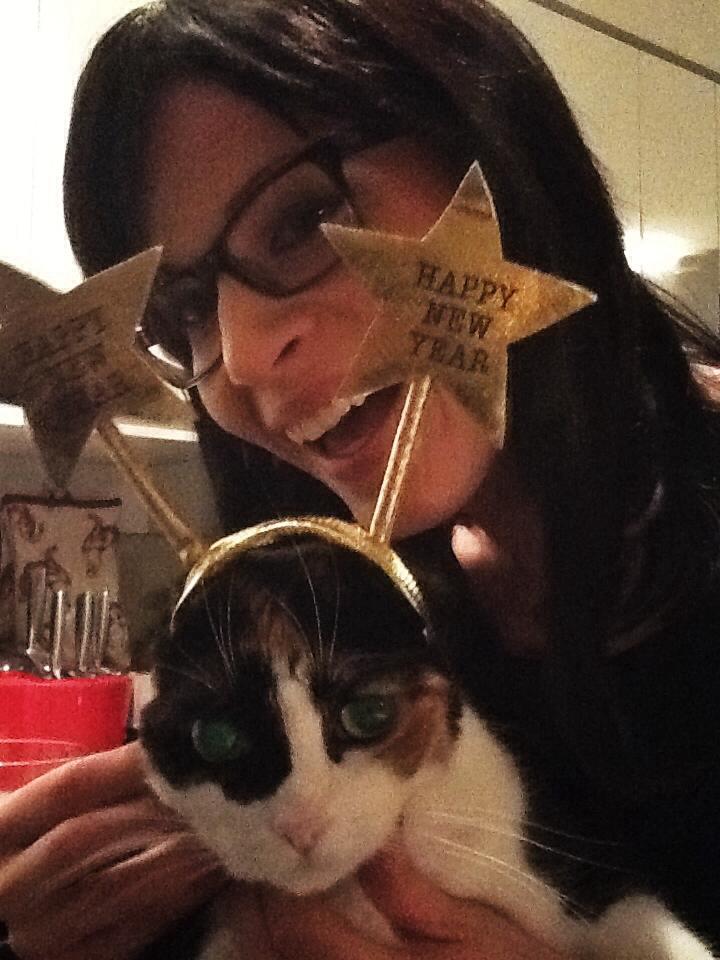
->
xmin=272 ymin=808 xmax=327 ymax=855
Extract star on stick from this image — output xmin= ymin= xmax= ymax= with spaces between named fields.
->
xmin=325 ymin=163 xmax=596 ymax=444
xmin=0 ymin=250 xmax=205 ymax=566
xmin=323 ymin=163 xmax=596 ymax=540
xmin=0 ymin=248 xmax=191 ymax=487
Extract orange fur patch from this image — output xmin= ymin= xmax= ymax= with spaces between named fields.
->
xmin=377 ymin=677 xmax=455 ymax=777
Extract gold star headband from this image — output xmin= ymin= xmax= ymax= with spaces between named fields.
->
xmin=174 ymin=516 xmax=428 ymax=623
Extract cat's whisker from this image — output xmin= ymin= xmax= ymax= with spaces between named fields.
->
xmin=200 ymin=582 xmax=235 ymax=684
xmin=216 ymin=597 xmax=239 ymax=684
xmin=417 ymin=830 xmax=588 ymax=923
xmin=224 ymin=565 xmax=239 ymax=681
xmin=329 ymin=549 xmax=340 ymax=668
xmin=155 ymin=656 xmax=219 ymax=693
xmin=422 ymin=803 xmax=618 ymax=848
xmin=424 ymin=811 xmax=623 ymax=873
xmin=289 ymin=538 xmax=325 ymax=661
xmin=270 ymin=595 xmax=315 ymax=656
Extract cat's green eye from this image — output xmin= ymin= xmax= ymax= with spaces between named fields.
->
xmin=191 ymin=718 xmax=252 ymax=763
xmin=339 ymin=694 xmax=398 ymax=742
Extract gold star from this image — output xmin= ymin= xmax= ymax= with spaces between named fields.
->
xmin=324 ymin=163 xmax=596 ymax=446
xmin=0 ymin=248 xmax=192 ymax=489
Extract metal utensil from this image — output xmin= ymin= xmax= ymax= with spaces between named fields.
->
xmin=25 ymin=567 xmax=50 ymax=676
xmin=93 ymin=588 xmax=112 ymax=674
xmin=50 ymin=589 xmax=69 ymax=679
xmin=75 ymin=591 xmax=96 ymax=675
xmin=19 ymin=582 xmax=128 ymax=678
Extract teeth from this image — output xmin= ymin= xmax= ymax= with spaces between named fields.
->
xmin=286 ymin=393 xmax=370 ymax=445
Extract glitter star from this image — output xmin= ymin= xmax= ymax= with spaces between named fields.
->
xmin=0 ymin=248 xmax=192 ymax=488
xmin=324 ymin=163 xmax=596 ymax=445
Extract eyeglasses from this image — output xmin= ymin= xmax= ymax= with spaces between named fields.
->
xmin=138 ymin=131 xmax=374 ymax=390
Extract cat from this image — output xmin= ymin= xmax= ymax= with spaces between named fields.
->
xmin=140 ymin=536 xmax=714 ymax=960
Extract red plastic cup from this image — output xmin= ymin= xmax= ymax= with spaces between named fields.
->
xmin=0 ymin=737 xmax=89 ymax=792
xmin=0 ymin=672 xmax=132 ymax=754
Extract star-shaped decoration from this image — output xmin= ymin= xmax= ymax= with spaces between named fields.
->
xmin=324 ymin=163 xmax=596 ymax=445
xmin=0 ymin=248 xmax=193 ymax=489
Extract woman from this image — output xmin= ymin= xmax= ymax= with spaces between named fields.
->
xmin=1 ymin=1 xmax=718 ymax=958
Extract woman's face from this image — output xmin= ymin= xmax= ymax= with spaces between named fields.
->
xmin=143 ymin=80 xmax=497 ymax=536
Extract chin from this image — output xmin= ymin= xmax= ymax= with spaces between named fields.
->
xmin=345 ymin=474 xmax=483 ymax=541
xmin=342 ymin=433 xmax=493 ymax=542
xmin=280 ymin=860 xmax=353 ymax=896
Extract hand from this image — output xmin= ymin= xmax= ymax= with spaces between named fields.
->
xmin=451 ymin=455 xmax=548 ymax=656
xmin=0 ymin=742 xmax=227 ymax=960
xmin=262 ymin=847 xmax=571 ymax=960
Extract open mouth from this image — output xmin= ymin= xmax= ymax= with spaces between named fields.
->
xmin=286 ymin=385 xmax=402 ymax=459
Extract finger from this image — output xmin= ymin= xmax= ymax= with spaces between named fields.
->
xmin=451 ymin=523 xmax=547 ymax=656
xmin=451 ymin=524 xmax=501 ymax=576
xmin=359 ymin=846 xmax=470 ymax=940
xmin=9 ymin=837 xmax=227 ymax=960
xmin=360 ymin=850 xmax=566 ymax=960
xmin=0 ymin=795 xmax=197 ymax=908
xmin=264 ymin=890 xmax=404 ymax=960
xmin=207 ymin=883 xmax=279 ymax=960
xmin=0 ymin=743 xmax=152 ymax=851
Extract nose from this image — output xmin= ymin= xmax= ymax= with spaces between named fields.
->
xmin=271 ymin=804 xmax=328 ymax=856
xmin=216 ymin=276 xmax=316 ymax=388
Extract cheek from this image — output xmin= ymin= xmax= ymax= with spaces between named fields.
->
xmin=318 ymin=760 xmax=410 ymax=860
xmin=198 ymin=376 xmax=303 ymax=468
xmin=198 ymin=377 xmax=257 ymax=442
xmin=391 ymin=390 xmax=497 ymax=537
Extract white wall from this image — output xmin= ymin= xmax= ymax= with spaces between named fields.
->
xmin=494 ymin=0 xmax=720 ymax=329
xmin=555 ymin=0 xmax=720 ymax=74
xmin=0 ymin=1 xmax=139 ymax=290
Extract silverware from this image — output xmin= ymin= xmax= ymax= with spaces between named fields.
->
xmin=50 ymin=589 xmax=69 ymax=680
xmin=93 ymin=587 xmax=112 ymax=673
xmin=25 ymin=567 xmax=50 ymax=676
xmin=74 ymin=588 xmax=123 ymax=676
xmin=76 ymin=591 xmax=96 ymax=675
xmin=21 ymin=582 xmax=128 ymax=679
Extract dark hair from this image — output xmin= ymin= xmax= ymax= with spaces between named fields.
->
xmin=65 ymin=0 xmax=720 ymax=793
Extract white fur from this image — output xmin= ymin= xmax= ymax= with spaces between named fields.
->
xmin=146 ymin=671 xmax=714 ymax=960
xmin=582 ymin=895 xmax=715 ymax=960
xmin=401 ymin=709 xmax=714 ymax=958
xmin=402 ymin=707 xmax=577 ymax=951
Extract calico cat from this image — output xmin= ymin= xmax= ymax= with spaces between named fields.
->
xmin=140 ymin=536 xmax=713 ymax=959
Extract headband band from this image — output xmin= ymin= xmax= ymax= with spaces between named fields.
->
xmin=173 ymin=516 xmax=428 ymax=625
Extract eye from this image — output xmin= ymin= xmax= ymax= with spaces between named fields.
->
xmin=168 ymin=271 xmax=218 ymax=333
xmin=339 ymin=694 xmax=398 ymax=743
xmin=145 ymin=270 xmax=217 ymax=368
xmin=191 ymin=718 xmax=252 ymax=763
xmin=268 ymin=190 xmax=352 ymax=256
